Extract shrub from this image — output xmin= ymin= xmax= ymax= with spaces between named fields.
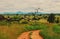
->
xmin=52 ymin=24 xmax=60 ymax=34
xmin=40 ymin=24 xmax=60 ymax=39
xmin=47 ymin=13 xmax=55 ymax=23
xmin=24 ymin=24 xmax=48 ymax=31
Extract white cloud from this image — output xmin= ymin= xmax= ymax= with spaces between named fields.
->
xmin=0 ymin=0 xmax=60 ymax=13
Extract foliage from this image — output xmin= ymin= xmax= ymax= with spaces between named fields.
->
xmin=0 ymin=21 xmax=7 ymax=25
xmin=52 ymin=24 xmax=60 ymax=34
xmin=40 ymin=24 xmax=60 ymax=39
xmin=0 ymin=23 xmax=60 ymax=39
xmin=47 ymin=13 xmax=55 ymax=23
xmin=24 ymin=23 xmax=48 ymax=31
xmin=0 ymin=14 xmax=60 ymax=39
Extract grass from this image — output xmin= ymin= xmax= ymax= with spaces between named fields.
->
xmin=0 ymin=14 xmax=60 ymax=39
xmin=24 ymin=23 xmax=48 ymax=31
xmin=29 ymin=32 xmax=32 ymax=39
xmin=40 ymin=24 xmax=60 ymax=39
xmin=0 ymin=23 xmax=28 ymax=39
xmin=0 ymin=21 xmax=7 ymax=25
xmin=52 ymin=24 xmax=60 ymax=34
xmin=0 ymin=22 xmax=60 ymax=39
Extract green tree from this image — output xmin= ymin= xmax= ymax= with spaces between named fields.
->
xmin=47 ymin=13 xmax=55 ymax=23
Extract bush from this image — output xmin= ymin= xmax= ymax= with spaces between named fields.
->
xmin=40 ymin=31 xmax=52 ymax=39
xmin=40 ymin=24 xmax=60 ymax=39
xmin=47 ymin=13 xmax=55 ymax=23
xmin=52 ymin=24 xmax=60 ymax=34
xmin=0 ymin=21 xmax=7 ymax=25
xmin=24 ymin=24 xmax=48 ymax=31
xmin=40 ymin=31 xmax=60 ymax=39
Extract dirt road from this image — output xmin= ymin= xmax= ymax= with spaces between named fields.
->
xmin=17 ymin=30 xmax=43 ymax=39
xmin=31 ymin=30 xmax=43 ymax=39
xmin=17 ymin=32 xmax=30 ymax=39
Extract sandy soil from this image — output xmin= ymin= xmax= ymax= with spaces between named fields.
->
xmin=17 ymin=32 xmax=30 ymax=39
xmin=17 ymin=30 xmax=43 ymax=39
xmin=31 ymin=30 xmax=43 ymax=39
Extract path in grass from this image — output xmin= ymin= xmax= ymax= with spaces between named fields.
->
xmin=31 ymin=30 xmax=43 ymax=39
xmin=17 ymin=30 xmax=43 ymax=39
xmin=17 ymin=32 xmax=30 ymax=39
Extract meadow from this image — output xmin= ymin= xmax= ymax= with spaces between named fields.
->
xmin=0 ymin=14 xmax=60 ymax=39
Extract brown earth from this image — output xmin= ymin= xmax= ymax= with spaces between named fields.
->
xmin=31 ymin=30 xmax=43 ymax=39
xmin=17 ymin=30 xmax=43 ymax=39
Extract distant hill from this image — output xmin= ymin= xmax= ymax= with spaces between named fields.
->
xmin=0 ymin=11 xmax=60 ymax=14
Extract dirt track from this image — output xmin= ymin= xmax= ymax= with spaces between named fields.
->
xmin=17 ymin=30 xmax=43 ymax=39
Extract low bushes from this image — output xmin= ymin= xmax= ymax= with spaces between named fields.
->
xmin=40 ymin=24 xmax=60 ymax=39
xmin=52 ymin=24 xmax=60 ymax=34
xmin=0 ymin=23 xmax=60 ymax=39
xmin=24 ymin=23 xmax=48 ymax=31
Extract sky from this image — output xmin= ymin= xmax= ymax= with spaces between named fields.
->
xmin=0 ymin=0 xmax=60 ymax=13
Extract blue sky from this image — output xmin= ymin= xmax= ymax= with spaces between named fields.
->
xmin=0 ymin=0 xmax=60 ymax=13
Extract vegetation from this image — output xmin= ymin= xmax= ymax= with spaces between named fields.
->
xmin=47 ymin=13 xmax=55 ymax=23
xmin=40 ymin=24 xmax=60 ymax=39
xmin=0 ymin=14 xmax=60 ymax=39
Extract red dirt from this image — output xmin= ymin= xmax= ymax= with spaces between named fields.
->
xmin=31 ymin=30 xmax=43 ymax=39
xmin=17 ymin=30 xmax=43 ymax=39
xmin=17 ymin=32 xmax=30 ymax=39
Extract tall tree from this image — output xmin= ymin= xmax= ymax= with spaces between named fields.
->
xmin=47 ymin=13 xmax=55 ymax=23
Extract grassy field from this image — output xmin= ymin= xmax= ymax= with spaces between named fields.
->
xmin=0 ymin=14 xmax=60 ymax=39
xmin=0 ymin=22 xmax=60 ymax=39
xmin=0 ymin=23 xmax=28 ymax=39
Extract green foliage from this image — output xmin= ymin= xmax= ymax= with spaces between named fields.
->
xmin=21 ymin=21 xmax=28 ymax=24
xmin=0 ymin=21 xmax=7 ymax=25
xmin=40 ymin=24 xmax=60 ymax=39
xmin=24 ymin=24 xmax=48 ymax=31
xmin=52 ymin=24 xmax=60 ymax=34
xmin=40 ymin=31 xmax=60 ymax=39
xmin=0 ymin=20 xmax=60 ymax=39
xmin=40 ymin=31 xmax=52 ymax=39
xmin=47 ymin=13 xmax=55 ymax=23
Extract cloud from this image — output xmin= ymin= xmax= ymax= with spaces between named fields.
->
xmin=0 ymin=0 xmax=60 ymax=13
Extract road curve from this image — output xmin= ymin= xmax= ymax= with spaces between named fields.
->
xmin=31 ymin=30 xmax=43 ymax=39
xmin=17 ymin=30 xmax=43 ymax=39
xmin=17 ymin=32 xmax=30 ymax=39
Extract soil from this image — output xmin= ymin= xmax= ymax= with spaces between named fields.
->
xmin=17 ymin=30 xmax=43 ymax=39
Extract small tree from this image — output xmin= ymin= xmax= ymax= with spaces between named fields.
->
xmin=47 ymin=13 xmax=55 ymax=23
xmin=55 ymin=17 xmax=59 ymax=23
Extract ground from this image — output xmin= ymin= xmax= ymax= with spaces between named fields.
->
xmin=17 ymin=30 xmax=43 ymax=39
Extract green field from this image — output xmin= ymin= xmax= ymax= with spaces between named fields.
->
xmin=0 ymin=23 xmax=60 ymax=39
xmin=0 ymin=14 xmax=60 ymax=39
